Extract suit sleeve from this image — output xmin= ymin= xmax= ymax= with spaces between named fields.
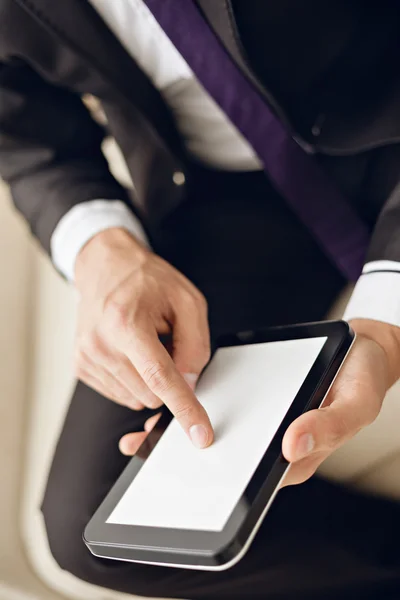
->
xmin=344 ymin=181 xmax=400 ymax=327
xmin=0 ymin=58 xmax=146 ymax=260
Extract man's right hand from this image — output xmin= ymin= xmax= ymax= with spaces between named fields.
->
xmin=74 ymin=227 xmax=213 ymax=450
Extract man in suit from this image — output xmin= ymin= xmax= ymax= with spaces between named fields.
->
xmin=2 ymin=1 xmax=400 ymax=598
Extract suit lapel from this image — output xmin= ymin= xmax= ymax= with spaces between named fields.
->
xmin=196 ymin=0 xmax=290 ymax=127
xmin=15 ymin=0 xmax=182 ymax=152
xmin=196 ymin=0 xmax=267 ymax=95
xmin=15 ymin=0 xmax=267 ymax=152
xmin=19 ymin=0 xmax=262 ymax=106
xmin=196 ymin=1 xmax=247 ymax=69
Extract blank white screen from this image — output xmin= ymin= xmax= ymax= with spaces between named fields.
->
xmin=107 ymin=337 xmax=327 ymax=531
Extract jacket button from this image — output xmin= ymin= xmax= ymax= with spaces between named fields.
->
xmin=172 ymin=171 xmax=186 ymax=186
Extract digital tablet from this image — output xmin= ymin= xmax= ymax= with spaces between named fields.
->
xmin=84 ymin=321 xmax=354 ymax=571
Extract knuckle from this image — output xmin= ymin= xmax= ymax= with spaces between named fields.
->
xmin=200 ymin=341 xmax=212 ymax=363
xmin=103 ymin=382 xmax=126 ymax=403
xmin=140 ymin=388 xmax=163 ymax=409
xmin=105 ymin=300 xmax=132 ymax=331
xmin=125 ymin=398 xmax=143 ymax=410
xmin=110 ymin=381 xmax=129 ymax=400
xmin=144 ymin=396 xmax=163 ymax=410
xmin=74 ymin=364 xmax=87 ymax=382
xmin=180 ymin=288 xmax=207 ymax=312
xmin=195 ymin=290 xmax=208 ymax=311
xmin=173 ymin=401 xmax=195 ymax=422
xmin=142 ymin=361 xmax=173 ymax=394
xmin=326 ymin=410 xmax=351 ymax=448
xmin=108 ymin=359 xmax=128 ymax=382
xmin=81 ymin=333 xmax=104 ymax=359
xmin=179 ymin=289 xmax=198 ymax=308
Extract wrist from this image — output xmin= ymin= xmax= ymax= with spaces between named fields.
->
xmin=75 ymin=227 xmax=149 ymax=289
xmin=350 ymin=318 xmax=400 ymax=387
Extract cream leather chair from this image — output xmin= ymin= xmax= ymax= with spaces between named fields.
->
xmin=1 ymin=141 xmax=400 ymax=599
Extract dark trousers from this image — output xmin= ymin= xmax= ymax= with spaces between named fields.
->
xmin=41 ymin=167 xmax=400 ymax=599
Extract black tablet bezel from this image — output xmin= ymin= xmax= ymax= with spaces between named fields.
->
xmin=84 ymin=321 xmax=354 ymax=568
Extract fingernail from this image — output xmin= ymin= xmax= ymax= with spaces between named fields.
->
xmin=190 ymin=424 xmax=209 ymax=449
xmin=295 ymin=433 xmax=315 ymax=461
xmin=183 ymin=373 xmax=198 ymax=391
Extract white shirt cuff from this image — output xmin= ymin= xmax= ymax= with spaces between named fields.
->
xmin=50 ymin=200 xmax=151 ymax=282
xmin=343 ymin=261 xmax=400 ymax=328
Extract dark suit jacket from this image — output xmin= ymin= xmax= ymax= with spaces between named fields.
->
xmin=1 ymin=0 xmax=400 ymax=266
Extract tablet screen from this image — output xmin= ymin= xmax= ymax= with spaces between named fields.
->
xmin=107 ymin=336 xmax=326 ymax=532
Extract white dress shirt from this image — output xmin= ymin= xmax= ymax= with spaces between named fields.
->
xmin=51 ymin=0 xmax=400 ymax=328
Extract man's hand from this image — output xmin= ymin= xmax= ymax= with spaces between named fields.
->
xmin=117 ymin=319 xmax=400 ymax=471
xmin=116 ymin=321 xmax=397 ymax=463
xmin=74 ymin=227 xmax=213 ymax=449
xmin=281 ymin=319 xmax=400 ymax=486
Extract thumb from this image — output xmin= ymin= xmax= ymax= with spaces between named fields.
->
xmin=119 ymin=413 xmax=162 ymax=457
xmin=119 ymin=431 xmax=147 ymax=456
xmin=283 ymin=337 xmax=385 ymax=464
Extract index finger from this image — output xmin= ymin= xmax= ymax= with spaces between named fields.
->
xmin=123 ymin=324 xmax=214 ymax=449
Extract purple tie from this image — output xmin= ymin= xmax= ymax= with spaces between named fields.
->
xmin=144 ymin=0 xmax=370 ymax=281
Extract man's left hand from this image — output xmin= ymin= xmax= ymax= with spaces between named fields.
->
xmin=282 ymin=319 xmax=400 ymax=486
